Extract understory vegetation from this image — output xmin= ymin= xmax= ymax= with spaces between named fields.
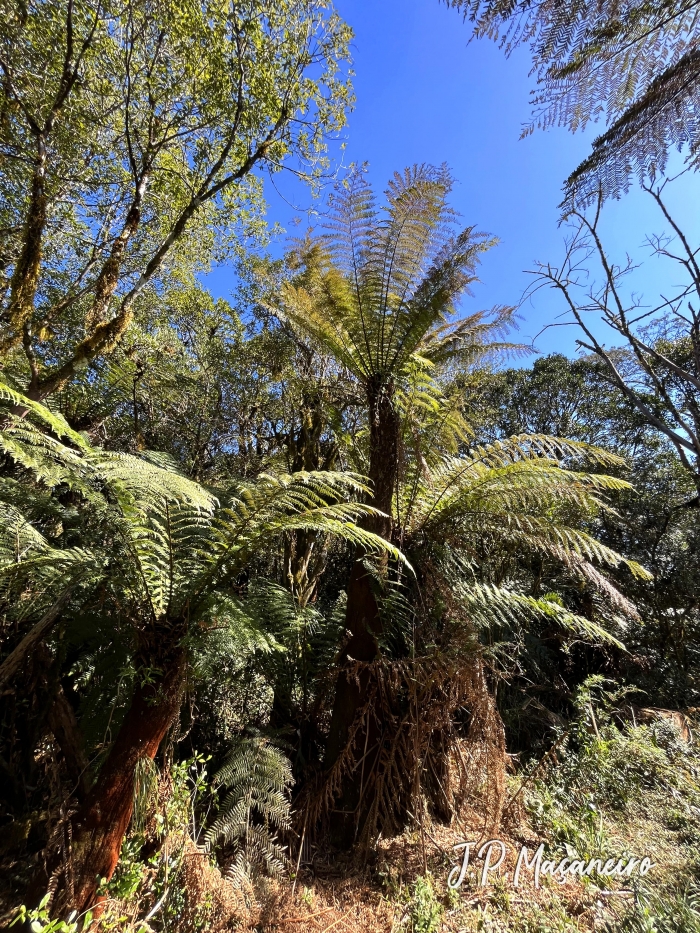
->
xmin=2 ymin=0 xmax=700 ymax=931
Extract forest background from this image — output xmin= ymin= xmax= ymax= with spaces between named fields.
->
xmin=2 ymin=1 xmax=700 ymax=932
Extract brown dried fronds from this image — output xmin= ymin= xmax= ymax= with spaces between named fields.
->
xmin=297 ymin=652 xmax=506 ymax=850
xmin=176 ymin=836 xmax=258 ymax=932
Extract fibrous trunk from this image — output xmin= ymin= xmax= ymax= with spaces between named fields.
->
xmin=33 ymin=649 xmax=186 ymax=917
xmin=325 ymin=377 xmax=399 ymax=844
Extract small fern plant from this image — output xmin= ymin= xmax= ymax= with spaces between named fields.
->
xmin=205 ymin=736 xmax=294 ymax=887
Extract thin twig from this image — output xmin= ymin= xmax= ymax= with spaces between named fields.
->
xmin=291 ymin=815 xmax=307 ymax=897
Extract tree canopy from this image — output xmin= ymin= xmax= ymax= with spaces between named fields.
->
xmin=0 ymin=0 xmax=352 ymax=398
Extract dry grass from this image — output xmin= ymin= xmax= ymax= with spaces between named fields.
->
xmin=242 ymin=803 xmax=607 ymax=933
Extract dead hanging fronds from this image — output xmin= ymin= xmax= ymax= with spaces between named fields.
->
xmin=297 ymin=651 xmax=505 ymax=850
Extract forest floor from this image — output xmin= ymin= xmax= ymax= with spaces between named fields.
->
xmin=252 ymin=817 xmax=597 ymax=933
xmin=241 ymin=716 xmax=700 ymax=933
xmin=6 ymin=715 xmax=698 ymax=932
xmin=245 ymin=790 xmax=684 ymax=932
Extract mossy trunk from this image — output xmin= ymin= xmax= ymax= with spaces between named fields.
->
xmin=2 ymin=140 xmax=47 ymax=352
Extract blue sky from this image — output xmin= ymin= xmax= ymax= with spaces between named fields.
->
xmin=204 ymin=0 xmax=700 ymax=360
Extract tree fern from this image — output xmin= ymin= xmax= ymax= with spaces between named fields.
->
xmin=243 ymin=581 xmax=347 ymax=724
xmin=0 ymin=382 xmax=403 ymax=683
xmin=276 ymin=166 xmax=521 ymax=388
xmin=0 ymin=380 xmax=412 ymax=908
xmin=398 ymin=435 xmax=650 ymax=648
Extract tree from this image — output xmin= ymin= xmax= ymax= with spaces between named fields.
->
xmin=532 ymin=176 xmax=700 ymax=493
xmin=476 ymin=353 xmax=700 ymax=723
xmin=0 ymin=378 xmax=399 ymax=913
xmin=56 ymin=282 xmax=296 ymax=477
xmin=279 ymin=164 xmax=512 ymax=654
xmin=0 ymin=0 xmax=352 ymax=400
xmin=276 ymin=165 xmax=646 ymax=846
xmin=277 ymin=166 xmax=513 ymax=805
xmin=361 ymin=423 xmax=648 ymax=835
xmin=450 ymin=0 xmax=700 ymax=207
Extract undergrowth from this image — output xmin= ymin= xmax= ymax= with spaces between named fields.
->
xmin=12 ymin=679 xmax=700 ymax=931
xmin=517 ymin=677 xmax=700 ymax=932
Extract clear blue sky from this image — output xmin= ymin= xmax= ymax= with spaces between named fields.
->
xmin=203 ymin=0 xmax=700 ymax=359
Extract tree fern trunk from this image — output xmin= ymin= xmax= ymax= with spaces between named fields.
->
xmin=325 ymin=377 xmax=399 ymax=845
xmin=342 ymin=375 xmax=399 ymax=656
xmin=32 ymin=650 xmax=186 ymax=916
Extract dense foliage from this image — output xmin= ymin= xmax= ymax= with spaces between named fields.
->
xmin=1 ymin=1 xmax=699 ymax=931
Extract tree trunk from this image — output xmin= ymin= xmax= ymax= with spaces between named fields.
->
xmin=47 ymin=686 xmax=91 ymax=800
xmin=1 ymin=138 xmax=47 ymax=352
xmin=324 ymin=376 xmax=399 ymax=844
xmin=341 ymin=375 xmax=399 ymax=656
xmin=31 ymin=650 xmax=186 ymax=917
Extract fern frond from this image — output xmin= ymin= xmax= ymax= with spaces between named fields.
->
xmin=0 ymin=501 xmax=100 ymax=619
xmin=460 ymin=582 xmax=626 ymax=648
xmin=276 ymin=165 xmax=509 ymax=388
xmin=206 ymin=736 xmax=293 ymax=885
xmin=454 ymin=0 xmax=700 ymax=205
xmin=0 ymin=378 xmax=89 ymax=449
xmin=189 ymin=470 xmax=410 ymax=606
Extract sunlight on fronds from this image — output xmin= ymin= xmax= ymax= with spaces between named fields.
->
xmin=195 ymin=469 xmax=411 ymax=602
xmin=0 ymin=378 xmax=89 ymax=449
xmin=461 ymin=582 xmax=625 ymax=649
xmin=275 ymin=166 xmax=518 ymax=390
xmin=397 ymin=433 xmax=650 ymax=648
xmin=457 ymin=0 xmax=700 ymax=206
xmin=205 ymin=737 xmax=293 ymax=887
xmin=0 ymin=387 xmax=404 ymax=638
